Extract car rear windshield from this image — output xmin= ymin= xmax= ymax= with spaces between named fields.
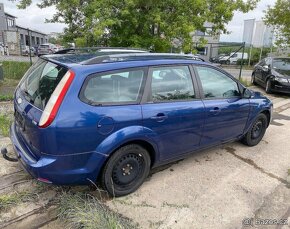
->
xmin=19 ymin=59 xmax=68 ymax=110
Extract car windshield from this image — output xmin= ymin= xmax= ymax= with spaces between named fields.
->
xmin=273 ymin=58 xmax=290 ymax=70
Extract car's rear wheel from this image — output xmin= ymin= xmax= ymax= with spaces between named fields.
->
xmin=251 ymin=73 xmax=257 ymax=85
xmin=101 ymin=144 xmax=150 ymax=197
xmin=241 ymin=113 xmax=268 ymax=147
xmin=265 ymin=79 xmax=272 ymax=94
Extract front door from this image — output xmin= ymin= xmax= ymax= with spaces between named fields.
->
xmin=194 ymin=66 xmax=250 ymax=147
xmin=141 ymin=65 xmax=205 ymax=161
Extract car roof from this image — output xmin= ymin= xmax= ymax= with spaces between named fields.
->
xmin=40 ymin=52 xmax=211 ymax=75
xmin=272 ymin=57 xmax=290 ymax=60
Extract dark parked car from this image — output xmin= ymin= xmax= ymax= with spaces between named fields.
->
xmin=209 ymin=54 xmax=226 ymax=63
xmin=252 ymin=57 xmax=290 ymax=94
xmin=2 ymin=51 xmax=273 ymax=197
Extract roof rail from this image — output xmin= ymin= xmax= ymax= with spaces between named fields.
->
xmin=54 ymin=47 xmax=148 ymax=55
xmin=81 ymin=53 xmax=205 ymax=65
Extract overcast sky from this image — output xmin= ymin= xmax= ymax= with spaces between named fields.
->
xmin=3 ymin=0 xmax=275 ymax=42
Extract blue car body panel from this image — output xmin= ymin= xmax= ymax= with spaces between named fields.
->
xmin=10 ymin=58 xmax=273 ymax=185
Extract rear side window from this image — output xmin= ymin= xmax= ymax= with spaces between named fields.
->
xmin=81 ymin=68 xmax=145 ymax=105
xmin=196 ymin=66 xmax=240 ymax=98
xmin=150 ymin=65 xmax=195 ymax=102
xmin=19 ymin=59 xmax=68 ymax=110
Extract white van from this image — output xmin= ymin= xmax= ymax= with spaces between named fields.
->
xmin=220 ymin=52 xmax=248 ymax=64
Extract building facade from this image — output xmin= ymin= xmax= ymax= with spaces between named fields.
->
xmin=191 ymin=22 xmax=220 ymax=61
xmin=0 ymin=3 xmax=48 ymax=55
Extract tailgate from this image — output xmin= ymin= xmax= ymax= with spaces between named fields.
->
xmin=13 ymin=59 xmax=68 ymax=159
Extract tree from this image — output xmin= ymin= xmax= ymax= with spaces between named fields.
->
xmin=264 ymin=0 xmax=290 ymax=47
xmin=17 ymin=0 xmax=259 ymax=52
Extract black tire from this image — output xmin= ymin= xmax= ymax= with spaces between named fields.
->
xmin=241 ymin=113 xmax=268 ymax=147
xmin=226 ymin=60 xmax=230 ymax=65
xmin=265 ymin=79 xmax=272 ymax=94
xmin=101 ymin=144 xmax=151 ymax=197
xmin=251 ymin=73 xmax=257 ymax=85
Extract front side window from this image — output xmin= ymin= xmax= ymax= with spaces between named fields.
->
xmin=150 ymin=65 xmax=195 ymax=102
xmin=82 ymin=69 xmax=144 ymax=104
xmin=258 ymin=59 xmax=266 ymax=66
xmin=196 ymin=66 xmax=241 ymax=98
xmin=265 ymin=58 xmax=271 ymax=66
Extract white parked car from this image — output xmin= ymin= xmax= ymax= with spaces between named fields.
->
xmin=220 ymin=52 xmax=248 ymax=64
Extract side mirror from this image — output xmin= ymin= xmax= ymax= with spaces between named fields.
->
xmin=262 ymin=65 xmax=269 ymax=72
xmin=243 ymin=88 xmax=252 ymax=99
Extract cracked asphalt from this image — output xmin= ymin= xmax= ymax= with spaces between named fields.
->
xmin=0 ymin=85 xmax=290 ymax=229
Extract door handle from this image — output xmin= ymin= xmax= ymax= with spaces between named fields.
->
xmin=150 ymin=113 xmax=168 ymax=122
xmin=209 ymin=107 xmax=221 ymax=115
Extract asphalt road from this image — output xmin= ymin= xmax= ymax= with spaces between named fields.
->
xmin=223 ymin=67 xmax=253 ymax=80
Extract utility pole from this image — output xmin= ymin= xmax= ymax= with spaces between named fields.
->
xmin=239 ymin=42 xmax=245 ymax=81
xmin=248 ymin=44 xmax=253 ymax=66
xmin=27 ymin=28 xmax=32 ymax=65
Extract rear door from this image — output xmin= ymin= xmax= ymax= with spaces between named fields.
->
xmin=141 ymin=65 xmax=205 ymax=161
xmin=194 ymin=65 xmax=250 ymax=146
xmin=14 ymin=59 xmax=68 ymax=159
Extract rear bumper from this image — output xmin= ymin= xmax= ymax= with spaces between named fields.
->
xmin=9 ymin=122 xmax=107 ymax=185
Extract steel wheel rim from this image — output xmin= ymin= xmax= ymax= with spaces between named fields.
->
xmin=112 ymin=153 xmax=145 ymax=187
xmin=251 ymin=120 xmax=263 ymax=139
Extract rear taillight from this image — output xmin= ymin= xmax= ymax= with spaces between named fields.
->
xmin=39 ymin=70 xmax=75 ymax=128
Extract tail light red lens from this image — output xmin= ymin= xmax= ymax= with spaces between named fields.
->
xmin=39 ymin=70 xmax=75 ymax=128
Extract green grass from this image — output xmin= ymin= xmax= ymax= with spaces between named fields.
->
xmin=58 ymin=192 xmax=137 ymax=229
xmin=0 ymin=94 xmax=14 ymax=101
xmin=239 ymin=78 xmax=252 ymax=87
xmin=0 ymin=78 xmax=19 ymax=101
xmin=0 ymin=114 xmax=11 ymax=137
xmin=0 ymin=78 xmax=20 ymax=87
xmin=0 ymin=191 xmax=38 ymax=211
xmin=2 ymin=61 xmax=31 ymax=80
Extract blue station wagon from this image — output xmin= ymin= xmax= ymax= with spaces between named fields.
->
xmin=2 ymin=51 xmax=273 ymax=196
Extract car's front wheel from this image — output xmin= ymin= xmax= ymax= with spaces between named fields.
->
xmin=241 ymin=113 xmax=268 ymax=147
xmin=101 ymin=144 xmax=151 ymax=197
xmin=265 ymin=79 xmax=272 ymax=94
xmin=251 ymin=73 xmax=257 ymax=85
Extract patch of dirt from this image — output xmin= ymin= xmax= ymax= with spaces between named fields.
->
xmin=0 ymin=101 xmax=14 ymax=118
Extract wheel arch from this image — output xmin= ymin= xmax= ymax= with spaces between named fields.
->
xmin=261 ymin=109 xmax=271 ymax=127
xmin=96 ymin=139 xmax=158 ymax=182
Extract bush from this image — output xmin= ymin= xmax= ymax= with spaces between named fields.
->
xmin=2 ymin=61 xmax=31 ymax=80
xmin=236 ymin=58 xmax=259 ymax=66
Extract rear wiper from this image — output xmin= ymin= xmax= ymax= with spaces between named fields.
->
xmin=23 ymin=90 xmax=34 ymax=104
